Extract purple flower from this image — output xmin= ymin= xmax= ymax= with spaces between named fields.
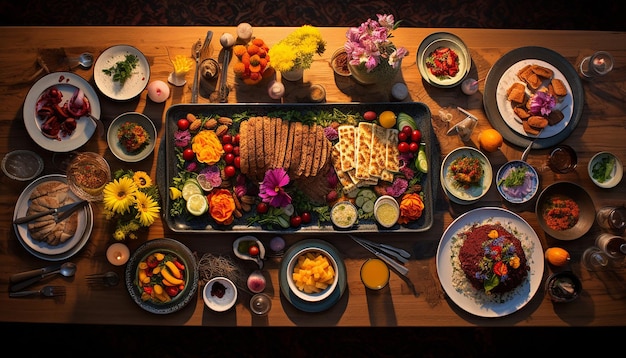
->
xmin=185 ymin=162 xmax=198 ymax=172
xmin=200 ymin=165 xmax=222 ymax=188
xmin=529 ymin=91 xmax=556 ymax=116
xmin=324 ymin=126 xmax=339 ymax=141
xmin=259 ymin=168 xmax=292 ymax=208
xmin=386 ymin=177 xmax=408 ymax=197
xmin=174 ymin=130 xmax=191 ymax=147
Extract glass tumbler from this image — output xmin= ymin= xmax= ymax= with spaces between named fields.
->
xmin=579 ymin=51 xmax=614 ymax=79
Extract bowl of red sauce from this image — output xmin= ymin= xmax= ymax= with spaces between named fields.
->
xmin=535 ymin=181 xmax=595 ymax=240
xmin=417 ymin=32 xmax=471 ymax=88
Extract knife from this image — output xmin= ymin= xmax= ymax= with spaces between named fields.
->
xmin=10 ymin=263 xmax=62 ymax=283
xmin=13 ymin=200 xmax=88 ymax=224
xmin=353 ymin=236 xmax=411 ymax=263
xmin=350 ymin=235 xmax=409 ymax=276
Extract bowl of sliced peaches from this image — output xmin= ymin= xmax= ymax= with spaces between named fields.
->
xmin=286 ymin=246 xmax=338 ymax=303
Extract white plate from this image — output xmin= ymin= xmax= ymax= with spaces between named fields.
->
xmin=436 ymin=207 xmax=544 ymax=318
xmin=94 ymin=45 xmax=150 ymax=101
xmin=12 ymin=174 xmax=93 ymax=260
xmin=23 ymin=72 xmax=100 ymax=152
xmin=440 ymin=147 xmax=492 ymax=204
xmin=495 ymin=59 xmax=573 ymax=139
xmin=107 ymin=112 xmax=157 ymax=162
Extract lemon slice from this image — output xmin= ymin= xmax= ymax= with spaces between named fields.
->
xmin=169 ymin=187 xmax=182 ymax=200
xmin=182 ymin=179 xmax=203 ymax=200
xmin=186 ymin=193 xmax=208 ymax=216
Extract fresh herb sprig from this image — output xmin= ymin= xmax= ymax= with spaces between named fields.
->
xmin=102 ymin=54 xmax=139 ymax=86
xmin=592 ymin=156 xmax=615 ymax=183
xmin=498 ymin=166 xmax=528 ymax=187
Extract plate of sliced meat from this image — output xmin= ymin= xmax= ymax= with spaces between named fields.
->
xmin=483 ymin=47 xmax=584 ymax=149
xmin=12 ymin=174 xmax=93 ymax=261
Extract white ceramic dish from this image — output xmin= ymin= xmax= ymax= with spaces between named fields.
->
xmin=94 ymin=45 xmax=150 ymax=101
xmin=286 ymin=246 xmax=339 ymax=303
xmin=436 ymin=207 xmax=544 ymax=317
xmin=203 ymin=277 xmax=237 ymax=312
xmin=107 ymin=112 xmax=157 ymax=162
xmin=373 ymin=195 xmax=400 ymax=228
xmin=441 ymin=146 xmax=492 ymax=204
xmin=588 ymin=151 xmax=623 ymax=189
xmin=12 ymin=174 xmax=93 ymax=260
xmin=496 ymin=160 xmax=539 ymax=204
xmin=417 ymin=32 xmax=471 ymax=88
xmin=23 ymin=72 xmax=100 ymax=152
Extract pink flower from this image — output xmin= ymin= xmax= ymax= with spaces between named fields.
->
xmin=259 ymin=168 xmax=292 ymax=208
xmin=174 ymin=130 xmax=191 ymax=147
xmin=529 ymin=91 xmax=556 ymax=116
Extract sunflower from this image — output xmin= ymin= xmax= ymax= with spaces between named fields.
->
xmin=132 ymin=170 xmax=152 ymax=189
xmin=103 ymin=176 xmax=137 ymax=214
xmin=134 ymin=191 xmax=160 ymax=227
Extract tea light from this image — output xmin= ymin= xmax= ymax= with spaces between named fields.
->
xmin=147 ymin=80 xmax=170 ymax=103
xmin=106 ymin=243 xmax=130 ymax=266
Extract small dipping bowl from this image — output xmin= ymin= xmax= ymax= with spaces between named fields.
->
xmin=374 ymin=195 xmax=400 ymax=228
xmin=330 ymin=48 xmax=351 ymax=77
xmin=360 ymin=258 xmax=390 ymax=290
xmin=203 ymin=276 xmax=237 ymax=312
xmin=547 ymin=145 xmax=577 ymax=174
xmin=330 ymin=201 xmax=358 ymax=229
xmin=66 ymin=152 xmax=111 ymax=202
xmin=588 ymin=151 xmax=623 ymax=188
xmin=545 ymin=271 xmax=582 ymax=303
xmin=249 ymin=293 xmax=272 ymax=316
xmin=1 ymin=150 xmax=44 ymax=181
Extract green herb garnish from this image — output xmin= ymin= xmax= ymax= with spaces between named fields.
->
xmin=102 ymin=54 xmax=139 ymax=86
xmin=592 ymin=156 xmax=615 ymax=183
xmin=498 ymin=166 xmax=528 ymax=187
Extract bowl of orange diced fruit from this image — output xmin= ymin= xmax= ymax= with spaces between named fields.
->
xmin=286 ymin=246 xmax=338 ymax=302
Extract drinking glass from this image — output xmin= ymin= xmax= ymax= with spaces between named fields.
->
xmin=579 ymin=51 xmax=614 ymax=79
xmin=249 ymin=293 xmax=272 ymax=316
xmin=581 ymin=246 xmax=610 ymax=271
xmin=547 ymin=145 xmax=577 ymax=174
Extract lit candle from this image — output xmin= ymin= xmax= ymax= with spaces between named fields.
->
xmin=147 ymin=80 xmax=170 ymax=103
xmin=106 ymin=243 xmax=130 ymax=266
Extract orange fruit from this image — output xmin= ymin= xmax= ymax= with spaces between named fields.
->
xmin=478 ymin=129 xmax=503 ymax=152
xmin=545 ymin=247 xmax=571 ymax=266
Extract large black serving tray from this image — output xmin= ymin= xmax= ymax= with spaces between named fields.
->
xmin=157 ymin=102 xmax=438 ymax=234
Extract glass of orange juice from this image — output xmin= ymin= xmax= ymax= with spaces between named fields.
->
xmin=360 ymin=258 xmax=390 ymax=290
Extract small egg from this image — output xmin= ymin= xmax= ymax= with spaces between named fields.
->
xmin=146 ymin=80 xmax=170 ymax=103
xmin=269 ymin=236 xmax=285 ymax=252
xmin=220 ymin=33 xmax=236 ymax=48
xmin=247 ymin=270 xmax=266 ymax=293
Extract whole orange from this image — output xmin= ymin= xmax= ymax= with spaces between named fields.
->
xmin=545 ymin=247 xmax=571 ymax=266
xmin=478 ymin=129 xmax=503 ymax=152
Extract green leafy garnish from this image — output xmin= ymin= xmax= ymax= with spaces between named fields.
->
xmin=498 ymin=166 xmax=527 ymax=187
xmin=102 ymin=54 xmax=139 ymax=85
xmin=592 ymin=156 xmax=615 ymax=183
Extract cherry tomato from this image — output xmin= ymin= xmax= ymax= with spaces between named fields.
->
xmin=290 ymin=215 xmax=302 ymax=228
xmin=409 ymin=142 xmax=420 ymax=152
xmin=301 ymin=212 xmax=312 ymax=224
xmin=398 ymin=132 xmax=409 ymax=142
xmin=146 ymin=255 xmax=159 ymax=268
xmin=234 ymin=156 xmax=241 ymax=168
xmin=143 ymin=286 xmax=153 ymax=295
xmin=177 ymin=118 xmax=190 ymax=131
xmin=411 ymin=129 xmax=422 ymax=142
xmin=363 ymin=111 xmax=377 ymax=121
xmin=398 ymin=142 xmax=410 ymax=153
xmin=224 ymin=165 xmax=236 ymax=177
xmin=223 ymin=143 xmax=234 ymax=153
xmin=402 ymin=125 xmax=413 ymax=136
xmin=165 ymin=286 xmax=180 ymax=297
xmin=182 ymin=148 xmax=195 ymax=161
xmin=256 ymin=202 xmax=269 ymax=214
xmin=224 ymin=153 xmax=235 ymax=164
xmin=248 ymin=245 xmax=260 ymax=257
xmin=173 ymin=260 xmax=185 ymax=271
xmin=222 ymin=134 xmax=232 ymax=144
xmin=232 ymin=134 xmax=240 ymax=145
xmin=232 ymin=146 xmax=240 ymax=156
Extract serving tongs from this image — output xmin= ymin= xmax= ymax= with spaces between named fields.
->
xmin=13 ymin=200 xmax=88 ymax=225
xmin=349 ymin=234 xmax=410 ymax=276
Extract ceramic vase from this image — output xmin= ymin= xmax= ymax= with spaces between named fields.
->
xmin=348 ymin=60 xmax=401 ymax=85
xmin=281 ymin=68 xmax=304 ymax=82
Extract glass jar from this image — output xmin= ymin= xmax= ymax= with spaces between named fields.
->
xmin=596 ymin=206 xmax=626 ymax=234
xmin=595 ymin=232 xmax=626 ymax=259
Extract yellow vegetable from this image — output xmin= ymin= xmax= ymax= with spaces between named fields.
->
xmin=152 ymin=266 xmax=161 ymax=275
xmin=161 ymin=278 xmax=177 ymax=287
xmin=161 ymin=267 xmax=184 ymax=285
xmin=165 ymin=261 xmax=182 ymax=279
xmin=153 ymin=284 xmax=164 ymax=295
xmin=155 ymin=253 xmax=165 ymax=261
xmin=291 ymin=252 xmax=335 ymax=294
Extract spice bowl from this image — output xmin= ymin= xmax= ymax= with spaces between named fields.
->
xmin=535 ymin=181 xmax=595 ymax=241
xmin=545 ymin=271 xmax=582 ymax=303
xmin=107 ymin=112 xmax=157 ymax=162
xmin=330 ymin=48 xmax=351 ymax=77
xmin=203 ymin=276 xmax=237 ymax=312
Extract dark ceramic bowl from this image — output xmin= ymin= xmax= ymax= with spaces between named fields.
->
xmin=545 ymin=271 xmax=582 ymax=303
xmin=535 ymin=181 xmax=595 ymax=240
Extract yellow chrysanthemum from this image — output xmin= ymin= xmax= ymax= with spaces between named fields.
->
xmin=113 ymin=229 xmax=126 ymax=241
xmin=103 ymin=177 xmax=138 ymax=215
xmin=268 ymin=25 xmax=325 ymax=71
xmin=134 ymin=191 xmax=161 ymax=227
xmin=132 ymin=171 xmax=152 ymax=189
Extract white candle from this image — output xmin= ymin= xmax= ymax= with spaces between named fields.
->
xmin=106 ymin=243 xmax=130 ymax=266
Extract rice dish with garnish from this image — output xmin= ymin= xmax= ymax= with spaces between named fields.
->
xmin=450 ymin=218 xmax=534 ymax=304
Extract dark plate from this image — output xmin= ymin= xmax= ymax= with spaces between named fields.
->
xmin=483 ymin=47 xmax=584 ymax=149
xmin=535 ymin=181 xmax=595 ymax=241
xmin=125 ymin=238 xmax=199 ymax=314
xmin=157 ymin=102 xmax=437 ymax=234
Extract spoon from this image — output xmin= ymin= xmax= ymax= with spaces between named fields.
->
xmin=216 ymin=33 xmax=235 ymax=103
xmin=10 ymin=262 xmax=77 ymax=292
xmin=86 ymin=271 xmax=120 ymax=287
xmin=67 ymin=52 xmax=94 ymax=69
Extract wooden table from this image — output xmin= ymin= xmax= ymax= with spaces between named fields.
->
xmin=0 ymin=27 xmax=625 ymax=327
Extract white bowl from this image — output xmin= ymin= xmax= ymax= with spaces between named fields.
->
xmin=203 ymin=277 xmax=237 ymax=312
xmin=107 ymin=112 xmax=157 ymax=162
xmin=417 ymin=32 xmax=471 ymax=88
xmin=286 ymin=247 xmax=339 ymax=302
xmin=374 ymin=195 xmax=400 ymax=228
xmin=496 ymin=160 xmax=539 ymax=204
xmin=441 ymin=146 xmax=492 ymax=204
xmin=588 ymin=151 xmax=623 ymax=188
xmin=330 ymin=201 xmax=358 ymax=229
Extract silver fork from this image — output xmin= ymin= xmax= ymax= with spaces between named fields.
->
xmin=9 ymin=285 xmax=66 ymax=298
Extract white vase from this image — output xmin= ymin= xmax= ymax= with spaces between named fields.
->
xmin=348 ymin=60 xmax=401 ymax=85
xmin=281 ymin=68 xmax=304 ymax=82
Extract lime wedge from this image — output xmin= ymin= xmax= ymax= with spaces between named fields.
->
xmin=186 ymin=193 xmax=208 ymax=216
xmin=182 ymin=179 xmax=203 ymax=200
xmin=417 ymin=146 xmax=428 ymax=174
